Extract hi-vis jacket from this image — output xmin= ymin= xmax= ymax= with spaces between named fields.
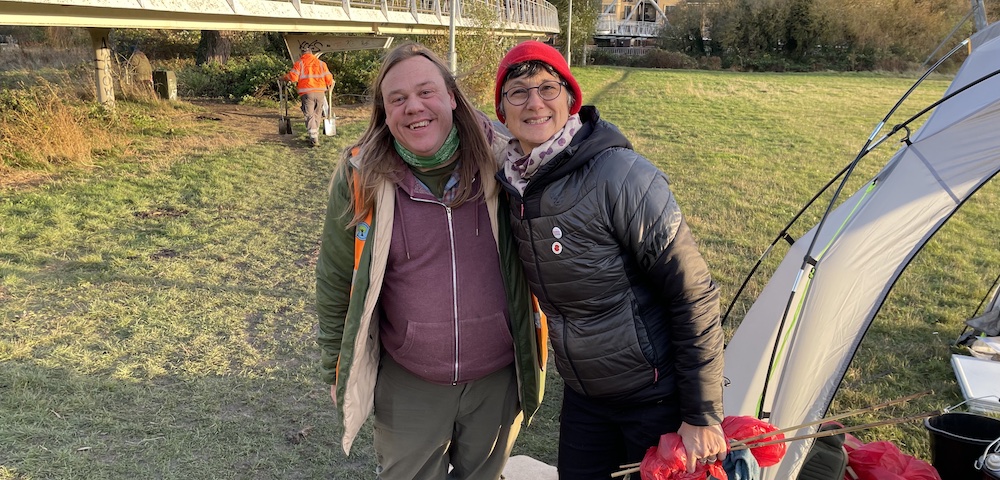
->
xmin=314 ymin=127 xmax=547 ymax=455
xmin=284 ymin=52 xmax=333 ymax=95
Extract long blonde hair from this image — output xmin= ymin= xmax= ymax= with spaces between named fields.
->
xmin=334 ymin=42 xmax=497 ymax=226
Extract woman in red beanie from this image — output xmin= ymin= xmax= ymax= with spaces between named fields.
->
xmin=493 ymin=40 xmax=728 ymax=479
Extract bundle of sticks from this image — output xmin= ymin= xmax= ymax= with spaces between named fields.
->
xmin=611 ymin=390 xmax=936 ymax=479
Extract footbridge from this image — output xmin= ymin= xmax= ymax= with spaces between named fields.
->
xmin=2 ymin=0 xmax=560 ymax=105
xmin=0 ymin=0 xmax=559 ymax=36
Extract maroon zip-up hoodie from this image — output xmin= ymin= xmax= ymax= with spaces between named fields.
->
xmin=378 ymin=165 xmax=515 ymax=385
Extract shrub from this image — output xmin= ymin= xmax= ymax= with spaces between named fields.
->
xmin=324 ymin=49 xmax=383 ymax=104
xmin=111 ymin=30 xmax=201 ymax=60
xmin=589 ymin=49 xmax=705 ymax=70
xmin=175 ymin=54 xmax=289 ymax=100
xmin=0 ymin=88 xmax=40 ymax=116
xmin=697 ymin=56 xmax=723 ymax=70
xmin=0 ymin=82 xmax=118 ymax=172
xmin=171 ymin=46 xmax=381 ymax=105
xmin=589 ymin=49 xmax=634 ymax=67
xmin=732 ymin=53 xmax=805 ymax=72
xmin=873 ymin=56 xmax=922 ymax=73
xmin=637 ymin=50 xmax=698 ymax=69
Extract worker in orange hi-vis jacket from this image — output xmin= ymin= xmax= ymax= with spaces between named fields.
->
xmin=283 ymin=46 xmax=334 ymax=147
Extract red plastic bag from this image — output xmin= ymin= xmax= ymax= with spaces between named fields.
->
xmin=844 ymin=440 xmax=940 ymax=480
xmin=640 ymin=434 xmax=727 ymax=480
xmin=721 ymin=416 xmax=787 ymax=467
xmin=636 ymin=417 xmax=787 ymax=479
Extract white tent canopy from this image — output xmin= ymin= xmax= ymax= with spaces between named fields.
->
xmin=723 ymin=20 xmax=1000 ymax=479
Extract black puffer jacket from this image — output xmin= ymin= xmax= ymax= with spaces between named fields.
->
xmin=497 ymin=106 xmax=724 ymax=426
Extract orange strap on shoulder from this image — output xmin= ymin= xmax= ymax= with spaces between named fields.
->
xmin=349 ymin=147 xmax=370 ymax=276
xmin=340 ymin=147 xmax=368 ymax=385
xmin=533 ymin=296 xmax=548 ymax=369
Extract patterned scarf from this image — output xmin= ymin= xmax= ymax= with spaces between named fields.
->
xmin=502 ymin=114 xmax=583 ymax=195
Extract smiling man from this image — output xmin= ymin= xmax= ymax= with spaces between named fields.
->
xmin=381 ymin=57 xmax=456 ymax=158
xmin=314 ymin=42 xmax=545 ymax=480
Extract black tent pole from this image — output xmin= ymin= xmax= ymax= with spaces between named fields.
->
xmin=750 ymin=38 xmax=978 ymax=419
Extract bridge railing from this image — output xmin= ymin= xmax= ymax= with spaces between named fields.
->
xmin=596 ymin=14 xmax=664 ymax=38
xmin=278 ymin=0 xmax=557 ymax=31
xmin=2 ymin=0 xmax=558 ymax=34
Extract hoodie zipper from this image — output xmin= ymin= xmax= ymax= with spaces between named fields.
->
xmin=410 ymin=196 xmax=460 ymax=384
xmin=445 ymin=205 xmax=459 ymax=384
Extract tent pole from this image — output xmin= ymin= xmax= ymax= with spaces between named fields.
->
xmin=921 ymin=9 xmax=973 ymax=69
xmin=730 ymin=410 xmax=942 ymax=452
xmin=956 ymin=272 xmax=1000 ymax=344
xmin=755 ymin=262 xmax=812 ymax=419
xmin=721 ymin=162 xmax=851 ymax=331
xmin=921 ymin=0 xmax=987 ymax=69
xmin=972 ymin=0 xmax=988 ymax=31
xmin=732 ymin=390 xmax=932 ymax=446
xmin=748 ymin=40 xmax=983 ymax=419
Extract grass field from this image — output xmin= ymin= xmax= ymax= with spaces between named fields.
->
xmin=2 ymin=66 xmax=997 ymax=479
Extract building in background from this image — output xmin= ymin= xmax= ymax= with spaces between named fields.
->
xmin=594 ymin=0 xmax=677 ymax=47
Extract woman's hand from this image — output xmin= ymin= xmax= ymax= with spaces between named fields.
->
xmin=675 ymin=421 xmax=727 ymax=473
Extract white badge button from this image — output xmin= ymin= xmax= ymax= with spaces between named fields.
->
xmin=552 ymin=226 xmax=563 ymax=239
xmin=552 ymin=242 xmax=563 ymax=254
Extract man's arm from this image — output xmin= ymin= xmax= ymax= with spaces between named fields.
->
xmin=315 ymin=168 xmax=357 ymax=386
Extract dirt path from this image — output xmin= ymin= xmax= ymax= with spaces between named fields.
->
xmin=189 ymin=99 xmax=300 ymax=147
xmin=186 ymin=99 xmax=367 ymax=149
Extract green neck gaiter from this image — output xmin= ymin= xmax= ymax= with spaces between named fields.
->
xmin=394 ymin=125 xmax=460 ymax=169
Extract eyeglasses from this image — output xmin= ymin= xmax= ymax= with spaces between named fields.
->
xmin=502 ymin=81 xmax=565 ymax=106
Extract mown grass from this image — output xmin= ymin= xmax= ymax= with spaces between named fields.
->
xmin=2 ymin=66 xmax=997 ymax=479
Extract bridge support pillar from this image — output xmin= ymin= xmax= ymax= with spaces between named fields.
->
xmin=88 ymin=28 xmax=115 ymax=109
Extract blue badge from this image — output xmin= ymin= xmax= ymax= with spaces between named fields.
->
xmin=356 ymin=222 xmax=369 ymax=241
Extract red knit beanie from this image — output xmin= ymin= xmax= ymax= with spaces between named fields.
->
xmin=494 ymin=41 xmax=583 ymax=123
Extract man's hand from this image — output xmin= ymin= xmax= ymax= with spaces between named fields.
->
xmin=675 ymin=422 xmax=727 ymax=473
xmin=329 ymin=384 xmax=337 ymax=408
